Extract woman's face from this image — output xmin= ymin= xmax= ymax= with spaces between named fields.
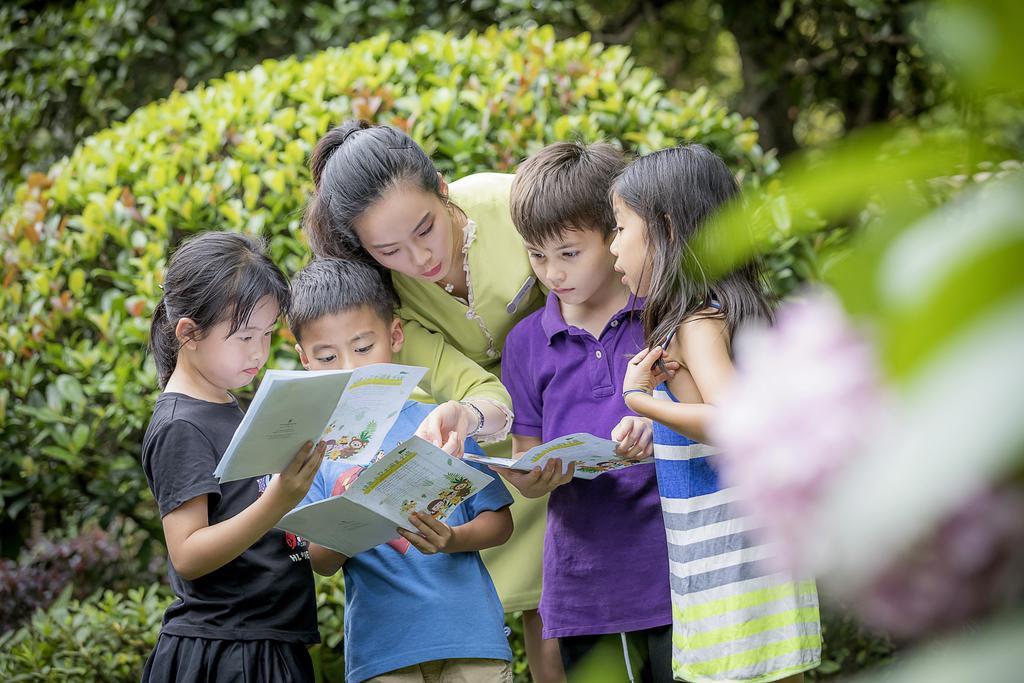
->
xmin=352 ymin=182 xmax=457 ymax=283
xmin=609 ymin=193 xmax=653 ymax=297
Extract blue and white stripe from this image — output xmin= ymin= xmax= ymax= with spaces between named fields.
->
xmin=652 ymin=386 xmax=821 ymax=682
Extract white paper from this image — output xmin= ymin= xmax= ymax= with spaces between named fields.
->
xmin=318 ymin=363 xmax=426 ymax=466
xmin=275 ymin=495 xmax=399 ymax=557
xmin=465 ymin=432 xmax=652 ymax=480
xmin=276 ymin=437 xmax=494 ymax=556
xmin=214 ymin=369 xmax=352 ymax=483
xmin=213 ymin=363 xmax=426 ymax=482
xmin=343 ymin=436 xmax=494 ymax=528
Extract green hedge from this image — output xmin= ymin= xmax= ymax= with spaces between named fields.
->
xmin=0 ymin=574 xmax=348 ymax=682
xmin=0 ymin=26 xmax=770 ymax=558
xmin=0 ymin=0 xmax=584 ymax=197
xmin=0 ymin=584 xmax=167 ymax=681
xmin=0 ymin=573 xmax=530 ymax=683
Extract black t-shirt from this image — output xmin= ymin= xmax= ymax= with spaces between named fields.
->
xmin=142 ymin=392 xmax=319 ymax=643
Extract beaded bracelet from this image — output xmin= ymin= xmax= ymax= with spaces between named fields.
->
xmin=459 ymin=400 xmax=486 ymax=437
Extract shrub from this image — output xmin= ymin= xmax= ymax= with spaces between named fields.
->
xmin=0 ymin=524 xmax=142 ymax=634
xmin=0 ymin=0 xmax=583 ymax=197
xmin=0 ymin=583 xmax=167 ymax=681
xmin=0 ymin=571 xmax=349 ymax=681
xmin=812 ymin=607 xmax=896 ymax=678
xmin=312 ymin=570 xmax=346 ymax=683
xmin=0 ymin=26 xmax=770 ymax=559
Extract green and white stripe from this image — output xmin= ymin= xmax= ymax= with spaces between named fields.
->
xmin=653 ymin=391 xmax=821 ymax=682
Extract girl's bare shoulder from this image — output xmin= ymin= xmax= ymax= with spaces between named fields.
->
xmin=672 ymin=311 xmax=729 ymax=356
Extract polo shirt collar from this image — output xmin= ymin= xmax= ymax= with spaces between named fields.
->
xmin=540 ymin=292 xmax=570 ymax=342
xmin=540 ymin=291 xmax=645 ymax=344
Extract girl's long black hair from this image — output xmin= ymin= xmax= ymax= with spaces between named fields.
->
xmin=612 ymin=143 xmax=773 ymax=352
xmin=149 ymin=231 xmax=290 ymax=387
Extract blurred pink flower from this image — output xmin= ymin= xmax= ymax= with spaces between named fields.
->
xmin=711 ymin=288 xmax=1024 ymax=641
xmin=710 ymin=289 xmax=887 ymax=567
xmin=858 ymin=484 xmax=1024 ymax=640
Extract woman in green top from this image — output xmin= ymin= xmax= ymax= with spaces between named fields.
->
xmin=303 ymin=120 xmax=563 ymax=682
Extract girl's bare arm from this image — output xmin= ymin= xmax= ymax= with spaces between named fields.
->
xmin=162 ymin=441 xmax=325 ymax=581
xmin=624 ymin=317 xmax=734 ymax=444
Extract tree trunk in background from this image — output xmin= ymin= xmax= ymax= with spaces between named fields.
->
xmin=722 ymin=0 xmax=799 ymax=157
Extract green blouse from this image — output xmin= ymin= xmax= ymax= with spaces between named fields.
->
xmin=392 ymin=172 xmax=547 ymax=431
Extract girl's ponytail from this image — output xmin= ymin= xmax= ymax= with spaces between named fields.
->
xmin=149 ymin=297 xmax=178 ymax=388
xmin=303 ymin=187 xmax=400 ymax=301
xmin=303 ymin=190 xmax=345 ymax=259
xmin=309 ymin=119 xmax=371 ymax=189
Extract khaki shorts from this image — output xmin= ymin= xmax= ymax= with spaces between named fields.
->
xmin=366 ymin=658 xmax=513 ymax=683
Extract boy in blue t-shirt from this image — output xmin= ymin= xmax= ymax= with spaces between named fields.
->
xmin=289 ymin=258 xmax=514 ymax=683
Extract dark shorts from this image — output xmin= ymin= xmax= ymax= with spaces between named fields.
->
xmin=560 ymin=624 xmax=672 ymax=683
xmin=141 ymin=633 xmax=314 ymax=683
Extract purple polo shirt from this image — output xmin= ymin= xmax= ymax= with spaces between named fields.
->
xmin=501 ymin=293 xmax=671 ymax=638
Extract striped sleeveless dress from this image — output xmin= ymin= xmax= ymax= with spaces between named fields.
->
xmin=653 ymin=384 xmax=821 ymax=682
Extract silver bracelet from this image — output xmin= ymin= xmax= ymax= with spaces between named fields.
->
xmin=459 ymin=400 xmax=485 ymax=437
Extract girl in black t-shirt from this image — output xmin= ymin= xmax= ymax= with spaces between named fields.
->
xmin=140 ymin=232 xmax=325 ymax=682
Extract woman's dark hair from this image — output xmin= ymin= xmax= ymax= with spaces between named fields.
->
xmin=149 ymin=231 xmax=290 ymax=388
xmin=612 ymin=143 xmax=773 ymax=351
xmin=303 ymin=119 xmax=445 ymax=264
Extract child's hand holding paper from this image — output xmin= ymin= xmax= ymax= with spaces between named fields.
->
xmin=490 ymin=458 xmax=576 ymax=498
xmin=399 ymin=511 xmax=457 ymax=554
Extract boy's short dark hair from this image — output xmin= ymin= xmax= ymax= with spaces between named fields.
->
xmin=288 ymin=258 xmax=396 ymax=342
xmin=510 ymin=141 xmax=626 ymax=245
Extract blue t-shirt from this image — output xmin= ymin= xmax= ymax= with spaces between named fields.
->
xmin=300 ymin=401 xmax=514 ymax=683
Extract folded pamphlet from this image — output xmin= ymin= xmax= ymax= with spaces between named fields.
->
xmin=463 ymin=432 xmax=651 ymax=480
xmin=277 ymin=436 xmax=494 ymax=556
xmin=213 ymin=363 xmax=427 ymax=483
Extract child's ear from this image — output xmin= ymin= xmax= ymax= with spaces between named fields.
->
xmin=295 ymin=343 xmax=311 ymax=370
xmin=437 ymin=172 xmax=449 ymax=197
xmin=390 ymin=318 xmax=405 ymax=353
xmin=174 ymin=318 xmax=200 ymax=349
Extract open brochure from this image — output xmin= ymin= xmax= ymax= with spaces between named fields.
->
xmin=463 ymin=432 xmax=652 ymax=480
xmin=276 ymin=436 xmax=494 ymax=557
xmin=213 ymin=363 xmax=427 ymax=483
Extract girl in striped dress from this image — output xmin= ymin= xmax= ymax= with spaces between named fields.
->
xmin=608 ymin=144 xmax=822 ymax=682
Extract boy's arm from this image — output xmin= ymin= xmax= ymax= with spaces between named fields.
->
xmin=448 ymin=507 xmax=513 ymax=552
xmin=300 ymin=463 xmax=356 ymax=576
xmin=398 ymin=506 xmax=513 ymax=555
xmin=512 ymin=433 xmax=543 ymax=457
xmin=308 ymin=543 xmax=347 ymax=576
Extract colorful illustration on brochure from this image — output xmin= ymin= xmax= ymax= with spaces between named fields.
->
xmin=325 ymin=421 xmax=377 ymax=460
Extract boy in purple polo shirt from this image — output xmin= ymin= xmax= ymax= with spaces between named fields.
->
xmin=499 ymin=142 xmax=673 ymax=682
